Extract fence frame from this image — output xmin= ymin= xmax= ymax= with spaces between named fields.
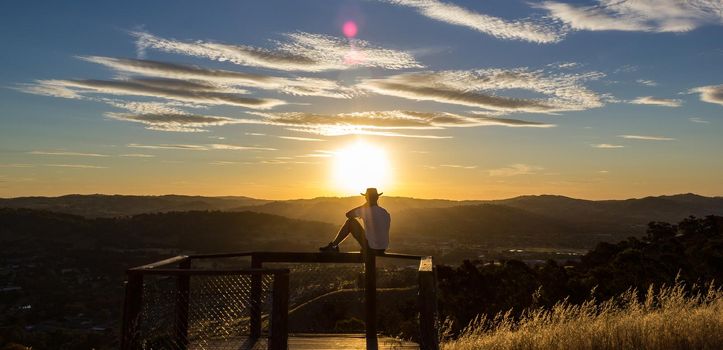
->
xmin=121 ymin=251 xmax=439 ymax=350
xmin=120 ymin=255 xmax=289 ymax=350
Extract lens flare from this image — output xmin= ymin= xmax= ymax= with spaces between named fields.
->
xmin=342 ymin=21 xmax=358 ymax=38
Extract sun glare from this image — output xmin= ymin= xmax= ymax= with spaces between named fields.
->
xmin=332 ymin=141 xmax=391 ymax=195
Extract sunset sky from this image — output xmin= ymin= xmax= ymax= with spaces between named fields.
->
xmin=1 ymin=0 xmax=722 ymax=200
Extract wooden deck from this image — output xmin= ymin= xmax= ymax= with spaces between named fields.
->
xmin=256 ymin=334 xmax=419 ymax=350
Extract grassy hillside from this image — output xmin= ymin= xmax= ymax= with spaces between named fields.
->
xmin=442 ymin=283 xmax=723 ymax=350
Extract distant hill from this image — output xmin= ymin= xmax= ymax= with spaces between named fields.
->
xmin=231 ymin=196 xmax=469 ymax=224
xmin=0 ymin=208 xmax=333 ymax=253
xmin=0 ymin=194 xmax=270 ymax=217
xmin=2 ymin=193 xmax=722 ymax=249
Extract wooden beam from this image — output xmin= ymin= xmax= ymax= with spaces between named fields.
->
xmin=365 ymin=251 xmax=378 ymax=350
xmin=128 ymin=255 xmax=189 ymax=271
xmin=250 ymin=255 xmax=263 ymax=339
xmin=175 ymin=259 xmax=191 ymax=350
xmin=417 ymin=257 xmax=439 ymax=350
xmin=188 ymin=251 xmax=424 ymax=262
xmin=120 ymin=273 xmax=143 ymax=350
xmin=269 ymin=271 xmax=290 ymax=350
xmin=128 ymin=268 xmax=290 ymax=276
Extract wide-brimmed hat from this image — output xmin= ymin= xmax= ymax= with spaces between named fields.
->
xmin=361 ymin=187 xmax=383 ymax=198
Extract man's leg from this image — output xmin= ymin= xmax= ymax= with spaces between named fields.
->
xmin=330 ymin=218 xmax=367 ymax=248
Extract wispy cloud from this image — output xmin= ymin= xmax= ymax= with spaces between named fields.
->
xmin=80 ymin=56 xmax=358 ymax=99
xmin=106 ymin=112 xmax=253 ymax=132
xmin=119 ymin=153 xmax=156 ymax=158
xmin=134 ymin=31 xmax=422 ymax=72
xmin=251 ymin=110 xmax=555 ymax=138
xmin=208 ymin=144 xmax=277 ymax=151
xmin=540 ymin=0 xmax=723 ymax=33
xmin=439 ymin=164 xmax=477 ymax=169
xmin=689 ymin=117 xmax=710 ymax=124
xmin=636 ymin=79 xmax=658 ymax=86
xmin=126 ymin=143 xmax=275 ymax=151
xmin=28 ymin=151 xmax=110 ymax=157
xmin=381 ymin=0 xmax=565 ymax=43
xmin=0 ymin=164 xmax=35 ymax=168
xmin=488 ymin=164 xmax=542 ymax=177
xmin=691 ymin=84 xmax=723 ymax=106
xmin=629 ymin=96 xmax=682 ymax=107
xmin=24 ymin=78 xmax=284 ymax=109
xmin=278 ymin=136 xmax=326 ymax=142
xmin=592 ymin=143 xmax=625 ymax=149
xmin=619 ymin=134 xmax=676 ymax=141
xmin=45 ymin=164 xmax=108 ymax=169
xmin=357 ymin=68 xmax=604 ymax=113
xmin=127 ymin=143 xmax=209 ymax=151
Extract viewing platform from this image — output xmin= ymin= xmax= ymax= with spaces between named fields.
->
xmin=121 ymin=251 xmax=439 ymax=350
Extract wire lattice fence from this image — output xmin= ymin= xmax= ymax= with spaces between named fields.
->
xmin=262 ymin=262 xmax=420 ymax=338
xmin=131 ymin=273 xmax=274 ymax=350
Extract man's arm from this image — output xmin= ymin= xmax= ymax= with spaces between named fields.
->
xmin=345 ymin=206 xmax=361 ymax=219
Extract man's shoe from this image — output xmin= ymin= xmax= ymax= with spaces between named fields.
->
xmin=319 ymin=243 xmax=339 ymax=253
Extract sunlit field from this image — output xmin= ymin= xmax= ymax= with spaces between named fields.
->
xmin=442 ymin=283 xmax=723 ymax=350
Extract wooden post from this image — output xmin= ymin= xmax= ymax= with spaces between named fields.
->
xmin=121 ymin=272 xmax=143 ymax=350
xmin=418 ymin=257 xmax=439 ymax=350
xmin=365 ymin=250 xmax=378 ymax=350
xmin=250 ymin=254 xmax=263 ymax=339
xmin=175 ymin=258 xmax=191 ymax=349
xmin=269 ymin=271 xmax=289 ymax=350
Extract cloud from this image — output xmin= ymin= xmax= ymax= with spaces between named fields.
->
xmin=381 ymin=0 xmax=565 ymax=43
xmin=80 ymin=56 xmax=358 ymax=99
xmin=488 ymin=164 xmax=542 ymax=177
xmin=540 ymin=0 xmax=723 ymax=33
xmin=619 ymin=135 xmax=676 ymax=141
xmin=134 ymin=31 xmax=421 ymax=72
xmin=689 ymin=117 xmax=710 ymax=124
xmin=106 ymin=112 xmax=253 ymax=132
xmin=629 ymin=96 xmax=682 ymax=107
xmin=25 ymin=78 xmax=284 ymax=109
xmin=251 ymin=110 xmax=555 ymax=138
xmin=636 ymin=79 xmax=658 ymax=86
xmin=691 ymin=84 xmax=723 ymax=106
xmin=119 ymin=153 xmax=156 ymax=158
xmin=45 ymin=164 xmax=108 ymax=169
xmin=208 ymin=144 xmax=277 ymax=151
xmin=439 ymin=164 xmax=477 ymax=169
xmin=28 ymin=151 xmax=110 ymax=157
xmin=126 ymin=143 xmax=275 ymax=151
xmin=278 ymin=136 xmax=326 ymax=142
xmin=357 ymin=68 xmax=604 ymax=113
xmin=127 ymin=143 xmax=209 ymax=151
xmin=592 ymin=143 xmax=625 ymax=149
xmin=0 ymin=164 xmax=35 ymax=168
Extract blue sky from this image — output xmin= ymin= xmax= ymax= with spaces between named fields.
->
xmin=1 ymin=0 xmax=722 ymax=199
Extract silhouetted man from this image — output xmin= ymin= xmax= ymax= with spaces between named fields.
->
xmin=319 ymin=188 xmax=390 ymax=254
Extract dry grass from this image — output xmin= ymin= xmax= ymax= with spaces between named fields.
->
xmin=441 ymin=283 xmax=723 ymax=350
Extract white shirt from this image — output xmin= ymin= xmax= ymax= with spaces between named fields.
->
xmin=350 ymin=205 xmax=391 ymax=250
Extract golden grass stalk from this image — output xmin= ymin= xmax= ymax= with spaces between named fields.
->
xmin=442 ymin=283 xmax=723 ymax=350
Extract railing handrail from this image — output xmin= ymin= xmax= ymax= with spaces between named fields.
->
xmin=185 ymin=250 xmax=425 ymax=262
xmin=127 ymin=267 xmax=290 ymax=276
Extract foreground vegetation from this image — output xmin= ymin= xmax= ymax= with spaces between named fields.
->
xmin=442 ymin=283 xmax=723 ymax=350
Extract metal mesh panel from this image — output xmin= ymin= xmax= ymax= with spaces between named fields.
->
xmin=134 ymin=273 xmax=274 ymax=350
xmin=266 ymin=262 xmax=420 ymax=338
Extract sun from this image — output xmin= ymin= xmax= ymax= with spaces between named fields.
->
xmin=331 ymin=141 xmax=392 ymax=195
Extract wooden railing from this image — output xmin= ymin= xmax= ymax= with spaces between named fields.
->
xmin=121 ymin=251 xmax=439 ymax=350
